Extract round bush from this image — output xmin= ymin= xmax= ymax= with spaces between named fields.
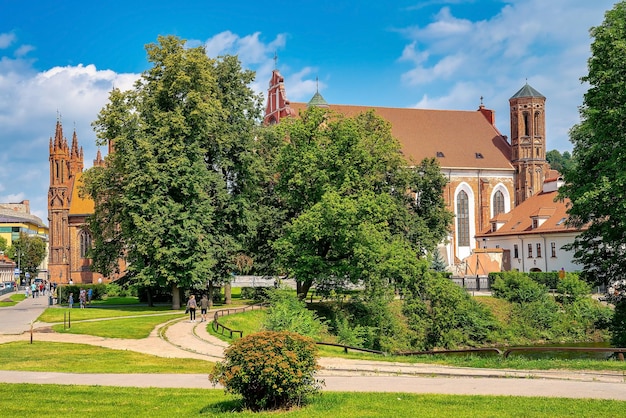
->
xmin=209 ymin=330 xmax=322 ymax=411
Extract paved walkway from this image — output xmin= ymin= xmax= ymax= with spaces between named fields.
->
xmin=0 ymin=292 xmax=625 ymax=400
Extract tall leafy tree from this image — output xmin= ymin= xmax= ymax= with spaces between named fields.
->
xmin=6 ymin=233 xmax=46 ymax=284
xmin=272 ymin=107 xmax=452 ymax=298
xmin=82 ymin=36 xmax=261 ymax=307
xmin=560 ymin=2 xmax=626 ymax=294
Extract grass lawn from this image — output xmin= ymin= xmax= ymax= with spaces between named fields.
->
xmin=0 ymin=293 xmax=26 ymax=307
xmin=50 ymin=313 xmax=185 ymax=338
xmin=0 ymin=341 xmax=212 ymax=373
xmin=0 ymin=384 xmax=623 ymax=417
xmin=38 ymin=305 xmax=182 ymax=323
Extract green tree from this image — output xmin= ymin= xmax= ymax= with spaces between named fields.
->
xmin=82 ymin=36 xmax=261 ymax=308
xmin=559 ymin=2 xmax=626 ymax=296
xmin=546 ymin=149 xmax=574 ymax=173
xmin=272 ymin=107 xmax=452 ymax=299
xmin=6 ymin=233 xmax=46 ymax=284
xmin=0 ymin=236 xmax=7 ymax=253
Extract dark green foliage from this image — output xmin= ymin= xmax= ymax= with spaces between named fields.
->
xmin=209 ymin=331 xmax=322 ymax=411
xmin=272 ymin=107 xmax=453 ymax=299
xmin=610 ymin=301 xmax=626 ymax=347
xmin=559 ymin=2 xmax=626 ymax=294
xmin=491 ymin=271 xmax=547 ymax=303
xmin=422 ymin=275 xmax=499 ymax=349
xmin=546 ymin=149 xmax=575 ymax=173
xmin=83 ymin=36 xmax=262 ymax=299
xmin=263 ymin=289 xmax=327 ymax=339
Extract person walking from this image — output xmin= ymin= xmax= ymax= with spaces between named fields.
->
xmin=87 ymin=287 xmax=93 ymax=305
xmin=186 ymin=294 xmax=197 ymax=322
xmin=79 ymin=289 xmax=86 ymax=309
xmin=68 ymin=292 xmax=74 ymax=309
xmin=200 ymin=294 xmax=209 ymax=322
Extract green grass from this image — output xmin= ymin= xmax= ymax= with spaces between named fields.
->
xmin=0 ymin=384 xmax=623 ymax=417
xmin=0 ymin=341 xmax=212 ymax=373
xmin=90 ymin=296 xmax=142 ymax=305
xmin=38 ymin=305 xmax=181 ymax=323
xmin=209 ymin=309 xmax=266 ymax=341
xmin=0 ymin=293 xmax=26 ymax=307
xmin=50 ymin=313 xmax=185 ymax=339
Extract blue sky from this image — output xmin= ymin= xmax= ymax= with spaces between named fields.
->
xmin=0 ymin=0 xmax=617 ymax=222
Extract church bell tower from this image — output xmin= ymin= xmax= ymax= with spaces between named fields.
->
xmin=509 ymin=84 xmax=549 ymax=205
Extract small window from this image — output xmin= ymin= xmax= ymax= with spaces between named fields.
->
xmin=536 ymin=243 xmax=542 ymax=258
xmin=551 ymin=242 xmax=556 ymax=258
xmin=532 ymin=219 xmax=538 ymax=229
xmin=556 ymin=217 xmax=566 ymax=225
xmin=436 ymin=151 xmax=445 ymax=158
xmin=475 ymin=152 xmax=484 ymax=159
xmin=528 ymin=243 xmax=533 ymax=258
xmin=514 ymin=244 xmax=519 ymax=259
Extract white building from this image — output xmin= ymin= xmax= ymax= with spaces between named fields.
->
xmin=476 ymin=174 xmax=583 ymax=273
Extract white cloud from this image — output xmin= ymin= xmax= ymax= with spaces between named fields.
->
xmin=0 ymin=33 xmax=16 ymax=49
xmin=397 ymin=0 xmax=615 ymax=152
xmin=0 ymin=48 xmax=139 ymax=220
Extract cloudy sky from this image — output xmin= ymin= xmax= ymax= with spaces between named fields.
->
xmin=0 ymin=0 xmax=617 ymax=222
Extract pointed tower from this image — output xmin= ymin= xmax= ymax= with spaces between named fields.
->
xmin=264 ymin=68 xmax=297 ymax=125
xmin=509 ymin=83 xmax=549 ymax=205
xmin=48 ymin=120 xmax=72 ymax=282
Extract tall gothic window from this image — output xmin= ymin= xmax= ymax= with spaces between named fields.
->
xmin=523 ymin=112 xmax=530 ymax=136
xmin=493 ymin=190 xmax=505 ymax=217
xmin=457 ymin=191 xmax=470 ymax=246
xmin=534 ymin=111 xmax=540 ymax=136
xmin=79 ymin=231 xmax=92 ymax=258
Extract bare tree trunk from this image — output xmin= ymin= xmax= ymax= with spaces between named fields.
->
xmin=172 ymin=283 xmax=181 ymax=310
xmin=224 ymin=282 xmax=232 ymax=305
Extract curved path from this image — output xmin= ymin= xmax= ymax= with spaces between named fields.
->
xmin=0 ymin=293 xmax=625 ymax=399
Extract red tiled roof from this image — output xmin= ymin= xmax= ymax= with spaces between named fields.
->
xmin=290 ymin=102 xmax=513 ymax=170
xmin=477 ymin=190 xmax=582 ymax=237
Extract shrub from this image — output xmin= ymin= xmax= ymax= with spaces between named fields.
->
xmin=209 ymin=331 xmax=323 ymax=411
xmin=491 ymin=271 xmax=547 ymax=303
xmin=556 ymin=274 xmax=591 ymax=304
xmin=263 ymin=289 xmax=327 ymax=339
xmin=422 ymin=275 xmax=499 ymax=349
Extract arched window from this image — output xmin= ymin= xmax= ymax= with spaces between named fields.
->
xmin=457 ymin=191 xmax=470 ymax=246
xmin=493 ymin=190 xmax=505 ymax=216
xmin=79 ymin=231 xmax=92 ymax=258
xmin=523 ymin=112 xmax=529 ymax=136
xmin=534 ymin=111 xmax=540 ymax=136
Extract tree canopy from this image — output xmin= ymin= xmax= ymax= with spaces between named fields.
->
xmin=82 ymin=36 xmax=262 ymax=302
xmin=5 ymin=233 xmax=46 ymax=283
xmin=560 ymin=1 xmax=626 ymax=294
xmin=270 ymin=107 xmax=453 ymax=298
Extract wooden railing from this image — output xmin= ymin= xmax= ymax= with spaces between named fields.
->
xmin=212 ymin=303 xmax=265 ymax=338
xmin=316 ymin=341 xmax=385 ymax=355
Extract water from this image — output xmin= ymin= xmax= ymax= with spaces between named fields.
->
xmin=501 ymin=341 xmax=614 ymax=360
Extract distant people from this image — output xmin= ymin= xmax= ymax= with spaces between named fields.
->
xmin=200 ymin=294 xmax=209 ymax=322
xmin=79 ymin=289 xmax=86 ymax=309
xmin=30 ymin=283 xmax=36 ymax=298
xmin=68 ymin=293 xmax=74 ymax=309
xmin=186 ymin=294 xmax=197 ymax=322
xmin=87 ymin=288 xmax=93 ymax=305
